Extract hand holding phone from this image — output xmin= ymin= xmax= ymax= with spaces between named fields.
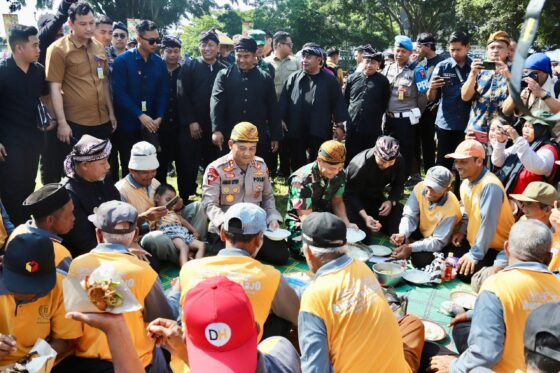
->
xmin=165 ymin=195 xmax=180 ymax=210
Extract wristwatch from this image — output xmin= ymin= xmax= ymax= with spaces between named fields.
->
xmin=542 ymin=91 xmax=552 ymax=100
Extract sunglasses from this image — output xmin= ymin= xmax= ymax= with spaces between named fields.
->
xmin=139 ymin=35 xmax=160 ymax=45
xmin=113 ymin=33 xmax=127 ymax=39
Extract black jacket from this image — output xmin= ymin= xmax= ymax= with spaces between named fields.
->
xmin=279 ymin=69 xmax=349 ymax=139
xmin=38 ymin=0 xmax=71 ymax=66
xmin=61 ymin=175 xmax=121 ymax=257
xmin=345 ymin=148 xmax=406 ymax=212
xmin=210 ymin=64 xmax=282 ymax=141
xmin=178 ymin=58 xmax=227 ymax=132
xmin=344 ymin=71 xmax=390 ymax=136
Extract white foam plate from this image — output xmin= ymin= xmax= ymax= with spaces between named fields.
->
xmin=369 ymin=245 xmax=392 ymax=257
xmin=346 ymin=228 xmax=366 ymax=244
xmin=450 ymin=291 xmax=477 ymax=310
xmin=264 ymin=228 xmax=290 ymax=241
xmin=403 ymin=269 xmax=432 ymax=285
xmin=422 ymin=320 xmax=446 ymax=342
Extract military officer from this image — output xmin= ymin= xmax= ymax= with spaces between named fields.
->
xmin=383 ymin=35 xmax=428 ymax=184
xmin=201 ymin=122 xmax=287 ymax=264
xmin=286 ymin=140 xmax=358 ymax=258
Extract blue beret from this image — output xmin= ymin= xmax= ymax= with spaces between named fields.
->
xmin=524 ymin=53 xmax=552 ymax=76
xmin=394 ymin=35 xmax=413 ymax=51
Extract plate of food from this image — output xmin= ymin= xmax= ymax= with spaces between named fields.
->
xmin=63 ymin=264 xmax=141 ymax=314
xmin=450 ymin=290 xmax=477 ymax=310
xmin=264 ymin=228 xmax=290 ymax=241
xmin=403 ymin=269 xmax=432 ymax=285
xmin=346 ymin=228 xmax=366 ymax=244
xmin=5 ymin=338 xmax=57 ymax=373
xmin=346 ymin=244 xmax=373 ymax=262
xmin=369 ymin=245 xmax=392 ymax=257
xmin=422 ymin=320 xmax=446 ymax=342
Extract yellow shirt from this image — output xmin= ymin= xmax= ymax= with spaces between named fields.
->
xmin=413 ymin=182 xmax=462 ymax=238
xmin=9 ymin=224 xmax=72 ymax=272
xmin=0 ymin=206 xmax=7 ymax=249
xmin=179 ymin=251 xmax=281 ymax=342
xmin=68 ymin=250 xmax=158 ymax=367
xmin=115 ymin=175 xmax=160 ymax=215
xmin=300 ymin=257 xmax=411 ymax=373
xmin=460 ymin=170 xmax=514 ymax=250
xmin=0 ymin=273 xmax=82 ymax=366
xmin=480 ymin=266 xmax=560 ymax=372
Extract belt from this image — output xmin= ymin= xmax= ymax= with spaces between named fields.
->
xmin=387 ymin=111 xmax=412 ymax=119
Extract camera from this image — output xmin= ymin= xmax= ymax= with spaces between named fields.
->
xmin=521 ymin=71 xmax=539 ymax=89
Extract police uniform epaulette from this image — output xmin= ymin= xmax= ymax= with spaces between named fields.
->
xmin=253 ymin=156 xmax=265 ymax=164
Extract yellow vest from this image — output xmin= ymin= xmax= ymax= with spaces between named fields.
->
xmin=413 ymin=182 xmax=462 ymax=238
xmin=0 ymin=205 xmax=7 ymax=249
xmin=9 ymin=224 xmax=72 ymax=271
xmin=549 ymin=232 xmax=560 ymax=272
xmin=300 ymin=259 xmax=411 ymax=373
xmin=179 ymin=254 xmax=281 ymax=342
xmin=460 ymin=171 xmax=514 ymax=250
xmin=115 ymin=176 xmax=160 ymax=214
xmin=480 ymin=267 xmax=560 ymax=372
xmin=68 ymin=251 xmax=158 ymax=367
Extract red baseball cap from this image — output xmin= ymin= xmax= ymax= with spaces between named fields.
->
xmin=183 ymin=276 xmax=258 ymax=373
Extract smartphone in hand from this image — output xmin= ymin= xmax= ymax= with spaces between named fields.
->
xmin=482 ymin=60 xmax=496 ymax=70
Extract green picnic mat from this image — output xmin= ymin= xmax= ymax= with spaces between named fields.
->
xmin=158 ymin=232 xmax=471 ymax=350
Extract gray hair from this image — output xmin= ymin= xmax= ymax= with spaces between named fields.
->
xmin=101 ymin=231 xmax=136 ymax=247
xmin=508 ymin=219 xmax=552 ymax=264
xmin=307 ymin=244 xmax=347 ymax=262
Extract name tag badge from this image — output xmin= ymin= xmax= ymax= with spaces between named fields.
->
xmin=97 ymin=66 xmax=104 ymax=80
xmin=398 ymin=86 xmax=406 ymax=101
xmin=141 ymin=101 xmax=147 ymax=112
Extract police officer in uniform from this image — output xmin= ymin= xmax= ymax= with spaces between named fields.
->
xmin=383 ymin=35 xmax=428 ymax=184
xmin=210 ymin=37 xmax=282 ymax=166
xmin=201 ymin=122 xmax=288 ymax=265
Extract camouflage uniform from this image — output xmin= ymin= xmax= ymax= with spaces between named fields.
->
xmin=286 ymin=161 xmax=345 ymax=257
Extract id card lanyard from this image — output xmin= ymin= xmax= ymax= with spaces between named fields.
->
xmin=95 ymin=56 xmax=104 ymax=80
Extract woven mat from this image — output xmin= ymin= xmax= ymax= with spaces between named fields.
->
xmin=158 ymin=232 xmax=471 ymax=350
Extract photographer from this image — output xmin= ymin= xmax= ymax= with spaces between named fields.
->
xmin=502 ymin=52 xmax=560 ymax=117
xmin=461 ymin=31 xmax=511 ymax=134
xmin=491 ymin=111 xmax=558 ymax=194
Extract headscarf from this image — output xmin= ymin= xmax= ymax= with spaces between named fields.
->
xmin=318 ymin=140 xmax=346 ymax=164
xmin=373 ymin=136 xmax=400 ymax=161
xmin=64 ymin=135 xmax=112 ymax=178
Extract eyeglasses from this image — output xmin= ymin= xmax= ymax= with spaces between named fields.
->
xmin=139 ymin=35 xmax=161 ymax=45
xmin=113 ymin=33 xmax=127 ymax=39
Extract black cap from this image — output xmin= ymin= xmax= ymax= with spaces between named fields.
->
xmin=3 ymin=233 xmax=56 ymax=295
xmin=362 ymin=46 xmax=383 ymax=62
xmin=326 ymin=47 xmax=339 ymax=56
xmin=417 ymin=33 xmax=436 ymax=45
xmin=161 ymin=35 xmax=182 ymax=49
xmin=524 ymin=302 xmax=560 ymax=362
xmin=23 ymin=183 xmax=71 ymax=219
xmin=234 ymin=37 xmax=257 ymax=53
xmin=112 ymin=21 xmax=127 ymax=33
xmin=302 ymin=212 xmax=347 ymax=248
xmin=199 ymin=29 xmax=220 ymax=45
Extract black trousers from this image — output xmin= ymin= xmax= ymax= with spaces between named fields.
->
xmin=418 ymin=341 xmax=459 ymax=373
xmin=178 ymin=126 xmax=217 ymax=198
xmin=436 ymin=127 xmax=466 ymax=171
xmin=289 ymin=136 xmax=327 ymax=173
xmin=452 ymin=320 xmax=471 ymax=354
xmin=262 ymin=313 xmax=293 ymax=340
xmin=269 ymin=136 xmax=291 ymax=177
xmin=207 ymin=233 xmax=290 ymax=266
xmin=385 ymin=116 xmax=418 ymax=177
xmin=418 ymin=108 xmax=437 ymax=173
xmin=345 ymin=132 xmax=379 ymax=166
xmin=112 ymin=128 xmax=142 ymax=176
xmin=156 ymin=125 xmax=180 ymax=188
xmin=0 ymin=133 xmax=42 ymax=224
xmin=40 ymin=121 xmax=113 ymax=184
xmin=345 ymin=196 xmax=403 ymax=240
